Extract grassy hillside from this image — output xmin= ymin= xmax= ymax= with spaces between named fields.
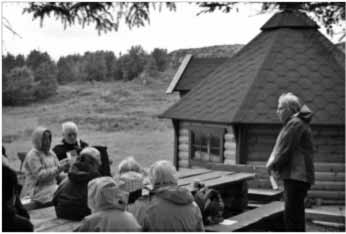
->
xmin=2 ymin=69 xmax=179 ymax=173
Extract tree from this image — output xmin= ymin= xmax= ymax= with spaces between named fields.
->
xmin=26 ymin=50 xmax=53 ymax=72
xmin=82 ymin=52 xmax=107 ymax=81
xmin=3 ymin=66 xmax=35 ymax=105
xmin=33 ymin=61 xmax=58 ymax=99
xmin=118 ymin=45 xmax=147 ymax=81
xmin=23 ymin=2 xmax=176 ymax=34
xmin=150 ymin=48 xmax=169 ymax=72
xmin=197 ymin=2 xmax=345 ymax=39
xmin=2 ymin=53 xmax=16 ymax=74
xmin=57 ymin=55 xmax=82 ymax=83
xmin=22 ymin=2 xmax=345 ymax=38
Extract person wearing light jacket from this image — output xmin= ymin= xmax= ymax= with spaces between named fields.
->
xmin=140 ymin=160 xmax=204 ymax=232
xmin=20 ymin=126 xmax=69 ymax=206
xmin=75 ymin=176 xmax=141 ymax=232
xmin=266 ymin=92 xmax=315 ymax=231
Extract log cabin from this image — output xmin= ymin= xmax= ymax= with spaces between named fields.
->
xmin=160 ymin=9 xmax=345 ymax=203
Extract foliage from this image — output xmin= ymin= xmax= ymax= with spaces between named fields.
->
xmin=82 ymin=52 xmax=108 ymax=81
xmin=23 ymin=2 xmax=176 ymax=34
xmin=3 ymin=66 xmax=35 ymax=105
xmin=57 ymin=55 xmax=80 ymax=83
xmin=118 ymin=45 xmax=147 ymax=81
xmin=33 ymin=61 xmax=58 ymax=99
xmin=22 ymin=2 xmax=345 ymax=38
xmin=197 ymin=2 xmax=345 ymax=38
xmin=26 ymin=50 xmax=53 ymax=72
xmin=150 ymin=48 xmax=169 ymax=72
xmin=2 ymin=53 xmax=25 ymax=74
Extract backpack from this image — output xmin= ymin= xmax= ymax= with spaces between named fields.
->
xmin=194 ymin=182 xmax=224 ymax=225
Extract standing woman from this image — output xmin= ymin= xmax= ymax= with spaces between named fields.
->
xmin=20 ymin=126 xmax=69 ymax=207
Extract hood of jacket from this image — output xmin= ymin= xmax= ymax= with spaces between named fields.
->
xmin=87 ymin=177 xmax=129 ymax=213
xmin=295 ymin=104 xmax=313 ymax=123
xmin=32 ymin=126 xmax=50 ymax=151
xmin=68 ymin=162 xmax=101 ymax=184
xmin=154 ymin=186 xmax=194 ymax=205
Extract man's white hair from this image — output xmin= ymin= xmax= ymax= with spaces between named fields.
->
xmin=62 ymin=121 xmax=78 ymax=135
xmin=149 ymin=160 xmax=178 ymax=189
xmin=279 ymin=92 xmax=302 ymax=113
xmin=118 ymin=156 xmax=142 ymax=175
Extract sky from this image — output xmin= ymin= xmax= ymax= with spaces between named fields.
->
xmin=1 ymin=2 xmax=341 ymax=61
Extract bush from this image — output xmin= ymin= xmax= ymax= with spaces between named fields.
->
xmin=151 ymin=48 xmax=169 ymax=71
xmin=3 ymin=66 xmax=35 ymax=105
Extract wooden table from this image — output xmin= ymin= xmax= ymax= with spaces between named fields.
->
xmin=29 ymin=168 xmax=255 ymax=232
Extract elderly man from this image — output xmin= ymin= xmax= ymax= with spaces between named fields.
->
xmin=53 ymin=147 xmax=102 ymax=221
xmin=266 ymin=92 xmax=315 ymax=231
xmin=53 ymin=121 xmax=89 ymax=161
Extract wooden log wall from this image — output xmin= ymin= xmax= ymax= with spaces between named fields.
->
xmin=177 ymin=128 xmax=190 ymax=168
xmin=224 ymin=127 xmax=237 ymax=165
xmin=246 ymin=124 xmax=345 ymax=203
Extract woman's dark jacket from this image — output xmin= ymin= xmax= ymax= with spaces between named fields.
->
xmin=2 ymin=206 xmax=33 ymax=232
xmin=52 ymin=139 xmax=88 ymax=160
xmin=52 ymin=163 xmax=100 ymax=221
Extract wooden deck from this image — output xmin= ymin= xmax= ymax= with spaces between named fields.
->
xmin=29 ymin=168 xmax=255 ymax=232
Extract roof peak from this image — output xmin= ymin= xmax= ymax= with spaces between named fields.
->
xmin=261 ymin=9 xmax=319 ymax=30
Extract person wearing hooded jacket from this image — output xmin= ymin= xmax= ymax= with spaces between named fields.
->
xmin=53 ymin=147 xmax=102 ymax=220
xmin=139 ymin=160 xmax=204 ymax=232
xmin=75 ymin=176 xmax=141 ymax=232
xmin=20 ymin=126 xmax=70 ymax=206
xmin=266 ymin=92 xmax=315 ymax=232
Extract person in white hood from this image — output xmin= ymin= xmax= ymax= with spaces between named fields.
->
xmin=75 ymin=176 xmax=141 ymax=232
xmin=20 ymin=126 xmax=69 ymax=206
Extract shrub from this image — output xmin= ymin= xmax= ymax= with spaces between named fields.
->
xmin=3 ymin=66 xmax=35 ymax=105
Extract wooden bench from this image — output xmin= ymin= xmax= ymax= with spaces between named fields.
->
xmin=248 ymin=188 xmax=283 ymax=203
xmin=205 ymin=201 xmax=285 ymax=232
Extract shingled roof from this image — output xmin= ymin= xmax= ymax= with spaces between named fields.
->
xmin=160 ymin=9 xmax=345 ymax=125
xmin=166 ymin=55 xmax=228 ymax=94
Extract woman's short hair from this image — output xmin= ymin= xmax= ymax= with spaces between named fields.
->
xmin=62 ymin=121 xmax=78 ymax=135
xmin=279 ymin=92 xmax=302 ymax=114
xmin=80 ymin=147 xmax=101 ymax=165
xmin=118 ymin=156 xmax=142 ymax=174
xmin=149 ymin=160 xmax=178 ymax=189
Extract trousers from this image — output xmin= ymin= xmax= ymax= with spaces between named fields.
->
xmin=283 ymin=179 xmax=310 ymax=231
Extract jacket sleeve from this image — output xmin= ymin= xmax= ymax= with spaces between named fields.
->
xmin=271 ymin=119 xmax=305 ymax=171
xmin=25 ymin=152 xmax=59 ymax=184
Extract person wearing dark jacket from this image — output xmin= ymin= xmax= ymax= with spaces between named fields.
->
xmin=3 ymin=165 xmax=34 ymax=232
xmin=53 ymin=147 xmax=102 ymax=220
xmin=53 ymin=121 xmax=88 ymax=161
xmin=266 ymin=92 xmax=315 ymax=232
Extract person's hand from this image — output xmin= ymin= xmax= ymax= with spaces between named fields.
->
xmin=58 ymin=158 xmax=70 ymax=172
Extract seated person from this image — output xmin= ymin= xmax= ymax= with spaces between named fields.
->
xmin=20 ymin=126 xmax=70 ymax=207
xmin=3 ymin=165 xmax=33 ymax=232
xmin=75 ymin=177 xmax=141 ymax=232
xmin=53 ymin=121 xmax=88 ymax=161
xmin=2 ymin=146 xmax=30 ymax=219
xmin=117 ymin=156 xmax=144 ymax=204
xmin=140 ymin=160 xmax=204 ymax=231
xmin=53 ymin=147 xmax=102 ymax=221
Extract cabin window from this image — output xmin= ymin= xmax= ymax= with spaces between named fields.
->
xmin=190 ymin=127 xmax=224 ymax=163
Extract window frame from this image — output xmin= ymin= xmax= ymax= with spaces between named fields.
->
xmin=189 ymin=126 xmax=225 ymax=164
